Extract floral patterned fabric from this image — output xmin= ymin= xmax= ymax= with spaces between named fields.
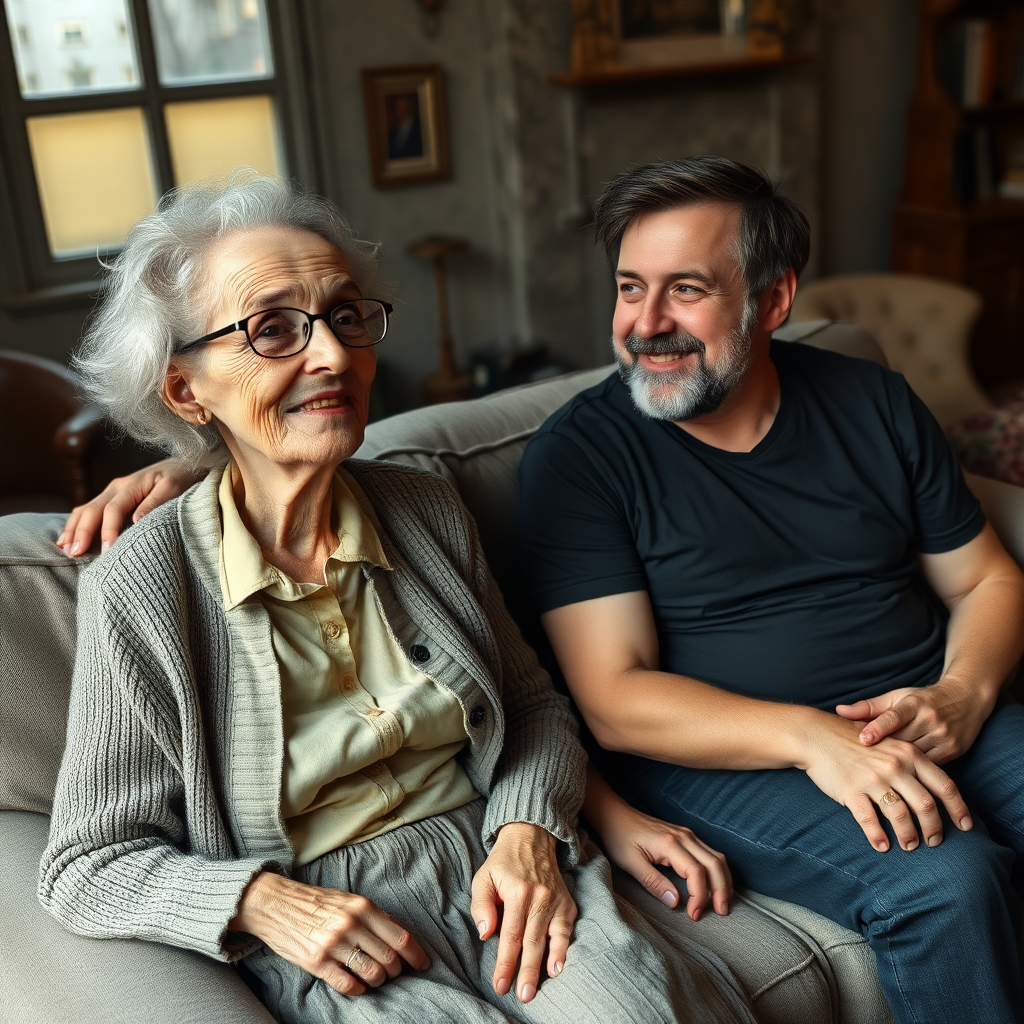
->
xmin=946 ymin=397 xmax=1024 ymax=486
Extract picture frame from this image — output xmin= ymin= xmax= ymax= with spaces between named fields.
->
xmin=361 ymin=64 xmax=451 ymax=189
xmin=610 ymin=0 xmax=749 ymax=67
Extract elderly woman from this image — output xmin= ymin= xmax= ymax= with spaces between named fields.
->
xmin=41 ymin=175 xmax=751 ymax=1024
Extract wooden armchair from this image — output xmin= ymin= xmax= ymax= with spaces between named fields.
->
xmin=0 ymin=351 xmax=136 ymax=515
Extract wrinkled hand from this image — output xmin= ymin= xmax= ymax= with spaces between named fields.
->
xmin=57 ymin=458 xmax=204 ymax=557
xmin=470 ymin=822 xmax=576 ymax=1003
xmin=229 ymin=872 xmax=430 ymax=997
xmin=836 ymin=679 xmax=997 ymax=764
xmin=801 ymin=714 xmax=973 ymax=853
xmin=599 ymin=801 xmax=731 ymax=921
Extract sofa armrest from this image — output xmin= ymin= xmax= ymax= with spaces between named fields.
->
xmin=1 ymin=810 xmax=275 ymax=1024
xmin=964 ymin=473 xmax=1024 ymax=569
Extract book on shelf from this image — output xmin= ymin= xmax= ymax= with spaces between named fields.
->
xmin=936 ymin=18 xmax=996 ymax=108
xmin=998 ymin=136 xmax=1024 ymax=200
xmin=952 ymin=124 xmax=997 ymax=202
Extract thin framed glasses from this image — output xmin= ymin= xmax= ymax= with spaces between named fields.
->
xmin=176 ymin=299 xmax=393 ymax=359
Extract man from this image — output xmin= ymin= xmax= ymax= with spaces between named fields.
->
xmin=517 ymin=157 xmax=1024 ymax=1024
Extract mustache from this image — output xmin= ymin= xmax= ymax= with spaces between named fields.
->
xmin=623 ymin=332 xmax=706 ymax=357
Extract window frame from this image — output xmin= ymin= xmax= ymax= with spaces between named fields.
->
xmin=0 ymin=0 xmax=317 ymax=310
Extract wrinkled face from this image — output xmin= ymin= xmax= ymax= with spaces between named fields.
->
xmin=174 ymin=224 xmax=376 ymax=471
xmin=612 ymin=203 xmax=755 ymax=421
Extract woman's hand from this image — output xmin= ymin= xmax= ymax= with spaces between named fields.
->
xmin=800 ymin=713 xmax=973 ymax=853
xmin=57 ymin=458 xmax=205 ymax=556
xmin=583 ymin=764 xmax=730 ymax=920
xmin=229 ymin=871 xmax=430 ymax=996
xmin=470 ymin=822 xmax=576 ymax=1004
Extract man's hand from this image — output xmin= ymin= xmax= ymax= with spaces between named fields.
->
xmin=470 ymin=822 xmax=576 ymax=1003
xmin=229 ymin=872 xmax=430 ymax=997
xmin=57 ymin=458 xmax=205 ymax=556
xmin=836 ymin=677 xmax=997 ymax=764
xmin=800 ymin=714 xmax=973 ymax=853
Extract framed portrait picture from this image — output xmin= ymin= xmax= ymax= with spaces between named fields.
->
xmin=361 ymin=64 xmax=451 ymax=188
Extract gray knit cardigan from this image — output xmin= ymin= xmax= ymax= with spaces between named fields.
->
xmin=39 ymin=460 xmax=586 ymax=961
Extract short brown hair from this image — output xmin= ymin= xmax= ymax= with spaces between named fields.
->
xmin=592 ymin=157 xmax=810 ymax=305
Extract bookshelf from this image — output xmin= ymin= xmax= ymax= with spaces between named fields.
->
xmin=892 ymin=0 xmax=1024 ymax=387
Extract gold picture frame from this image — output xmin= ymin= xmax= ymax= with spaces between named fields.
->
xmin=361 ymin=64 xmax=451 ymax=189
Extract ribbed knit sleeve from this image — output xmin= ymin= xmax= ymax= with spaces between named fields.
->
xmin=39 ymin=532 xmax=281 ymax=960
xmin=465 ymin=513 xmax=587 ymax=863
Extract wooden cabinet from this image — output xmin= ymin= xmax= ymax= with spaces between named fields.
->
xmin=892 ymin=0 xmax=1024 ymax=387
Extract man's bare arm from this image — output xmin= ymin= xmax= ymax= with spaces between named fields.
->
xmin=837 ymin=523 xmax=1024 ymax=762
xmin=542 ymin=592 xmax=973 ymax=853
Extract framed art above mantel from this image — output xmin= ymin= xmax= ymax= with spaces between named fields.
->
xmin=558 ymin=0 xmax=801 ymax=88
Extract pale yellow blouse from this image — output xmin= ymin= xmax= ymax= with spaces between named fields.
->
xmin=218 ymin=465 xmax=477 ymax=866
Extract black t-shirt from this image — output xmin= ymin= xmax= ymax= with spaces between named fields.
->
xmin=517 ymin=340 xmax=986 ymax=711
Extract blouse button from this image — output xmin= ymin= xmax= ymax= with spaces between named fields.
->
xmin=341 ymin=674 xmax=357 ymax=693
xmin=410 ymin=644 xmax=431 ymax=663
xmin=365 ymin=762 xmax=384 ymax=777
xmin=323 ymin=621 xmax=342 ymax=641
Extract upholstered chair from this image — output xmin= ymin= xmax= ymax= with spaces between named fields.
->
xmin=791 ymin=274 xmax=991 ymax=427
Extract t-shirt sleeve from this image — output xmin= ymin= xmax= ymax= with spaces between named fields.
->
xmin=517 ymin=429 xmax=647 ymax=613
xmin=891 ymin=374 xmax=986 ymax=554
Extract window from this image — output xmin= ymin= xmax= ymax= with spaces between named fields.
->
xmin=0 ymin=0 xmax=313 ymax=301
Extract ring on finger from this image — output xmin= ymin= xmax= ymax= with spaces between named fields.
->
xmin=879 ymin=790 xmax=902 ymax=806
xmin=346 ymin=947 xmax=372 ymax=972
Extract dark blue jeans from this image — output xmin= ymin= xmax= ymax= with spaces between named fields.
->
xmin=621 ymin=700 xmax=1024 ymax=1024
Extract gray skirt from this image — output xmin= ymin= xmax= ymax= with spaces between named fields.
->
xmin=243 ymin=800 xmax=757 ymax=1024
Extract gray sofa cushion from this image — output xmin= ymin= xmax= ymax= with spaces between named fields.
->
xmin=0 ymin=513 xmax=89 ymax=813
xmin=1 ymin=809 xmax=275 ymax=1024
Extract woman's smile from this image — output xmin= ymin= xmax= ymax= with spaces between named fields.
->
xmin=285 ymin=389 xmax=357 ymax=415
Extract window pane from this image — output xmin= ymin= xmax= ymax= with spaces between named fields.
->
xmin=26 ymin=108 xmax=157 ymax=257
xmin=164 ymin=95 xmax=281 ymax=184
xmin=4 ymin=0 xmax=141 ymax=98
xmin=147 ymin=0 xmax=272 ymax=86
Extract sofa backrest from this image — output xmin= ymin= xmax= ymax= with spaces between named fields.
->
xmin=0 ymin=321 xmax=905 ymax=815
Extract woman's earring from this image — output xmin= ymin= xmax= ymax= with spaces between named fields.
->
xmin=196 ymin=408 xmax=211 ymax=426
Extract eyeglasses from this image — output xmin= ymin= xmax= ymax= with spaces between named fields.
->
xmin=176 ymin=299 xmax=393 ymax=359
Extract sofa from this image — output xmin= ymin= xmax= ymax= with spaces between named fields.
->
xmin=3 ymin=321 xmax=1022 ymax=1024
